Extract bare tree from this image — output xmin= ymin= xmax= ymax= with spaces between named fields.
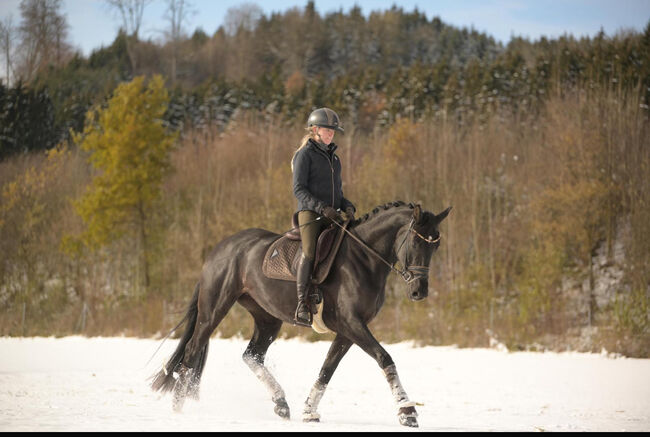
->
xmin=163 ymin=0 xmax=194 ymax=84
xmin=223 ymin=2 xmax=263 ymax=36
xmin=15 ymin=0 xmax=71 ymax=82
xmin=0 ymin=15 xmax=17 ymax=85
xmin=222 ymin=2 xmax=263 ymax=80
xmin=105 ymin=0 xmax=152 ymax=72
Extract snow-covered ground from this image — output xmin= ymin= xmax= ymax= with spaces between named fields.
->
xmin=0 ymin=336 xmax=648 ymax=432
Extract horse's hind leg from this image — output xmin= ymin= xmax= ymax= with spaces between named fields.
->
xmin=303 ymin=334 xmax=352 ymax=422
xmin=238 ymin=295 xmax=289 ymax=419
xmin=173 ymin=274 xmax=240 ymax=412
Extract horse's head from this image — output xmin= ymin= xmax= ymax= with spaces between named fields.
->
xmin=395 ymin=204 xmax=452 ymax=301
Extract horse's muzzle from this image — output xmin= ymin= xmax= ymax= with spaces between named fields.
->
xmin=407 ymin=281 xmax=428 ymax=301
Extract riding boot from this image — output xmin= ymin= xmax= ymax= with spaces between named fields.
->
xmin=294 ymin=254 xmax=314 ymax=326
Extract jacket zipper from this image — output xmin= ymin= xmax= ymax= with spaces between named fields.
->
xmin=314 ymin=141 xmax=337 ymax=209
xmin=329 ymin=156 xmax=335 ymax=208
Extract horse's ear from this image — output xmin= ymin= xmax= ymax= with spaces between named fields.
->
xmin=413 ymin=204 xmax=422 ymax=223
xmin=435 ymin=206 xmax=452 ymax=223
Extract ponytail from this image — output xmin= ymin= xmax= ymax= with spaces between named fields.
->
xmin=291 ymin=128 xmax=317 ymax=172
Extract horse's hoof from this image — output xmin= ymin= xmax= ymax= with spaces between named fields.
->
xmin=187 ymin=383 xmax=200 ymax=401
xmin=399 ymin=415 xmax=419 ymax=427
xmin=172 ymin=381 xmax=187 ymax=413
xmin=398 ymin=406 xmax=419 ymax=428
xmin=302 ymin=411 xmax=321 ymax=422
xmin=171 ymin=364 xmax=193 ymax=413
xmin=274 ymin=399 xmax=290 ymax=420
xmin=172 ymin=395 xmax=185 ymax=413
xmin=172 ymin=385 xmax=188 ymax=413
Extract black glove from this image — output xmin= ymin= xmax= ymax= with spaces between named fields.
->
xmin=322 ymin=206 xmax=342 ymax=223
xmin=344 ymin=206 xmax=355 ymax=221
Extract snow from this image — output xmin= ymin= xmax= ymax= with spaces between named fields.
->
xmin=1 ymin=336 xmax=649 ymax=432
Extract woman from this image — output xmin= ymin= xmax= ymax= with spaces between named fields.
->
xmin=291 ymin=107 xmax=356 ymax=326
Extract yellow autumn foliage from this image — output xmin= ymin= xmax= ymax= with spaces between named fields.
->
xmin=71 ymin=75 xmax=177 ymax=250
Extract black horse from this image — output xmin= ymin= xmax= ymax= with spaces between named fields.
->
xmin=151 ymin=201 xmax=451 ymax=428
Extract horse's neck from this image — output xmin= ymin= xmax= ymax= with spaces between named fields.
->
xmin=354 ymin=209 xmax=411 ymax=263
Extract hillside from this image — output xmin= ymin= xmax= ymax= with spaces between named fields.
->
xmin=0 ymin=4 xmax=648 ymax=357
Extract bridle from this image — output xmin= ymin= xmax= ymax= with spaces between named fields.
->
xmin=393 ymin=218 xmax=440 ymax=283
xmin=331 ymin=217 xmax=440 ymax=284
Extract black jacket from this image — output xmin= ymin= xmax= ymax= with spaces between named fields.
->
xmin=292 ymin=139 xmax=356 ymax=215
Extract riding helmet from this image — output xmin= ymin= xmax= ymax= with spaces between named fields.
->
xmin=307 ymin=107 xmax=344 ymax=133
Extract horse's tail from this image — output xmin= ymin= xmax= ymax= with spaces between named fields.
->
xmin=150 ymin=282 xmax=209 ymax=393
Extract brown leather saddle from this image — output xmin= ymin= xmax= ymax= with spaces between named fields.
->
xmin=262 ymin=213 xmax=349 ymax=283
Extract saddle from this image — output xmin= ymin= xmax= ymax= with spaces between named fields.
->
xmin=262 ymin=214 xmax=350 ymax=284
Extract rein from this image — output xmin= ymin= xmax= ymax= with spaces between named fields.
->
xmin=330 ymin=217 xmax=440 ymax=284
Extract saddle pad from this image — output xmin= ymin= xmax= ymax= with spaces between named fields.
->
xmin=312 ymin=301 xmax=332 ymax=334
xmin=262 ymin=221 xmax=349 ymax=284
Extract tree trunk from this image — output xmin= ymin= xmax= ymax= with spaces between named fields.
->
xmin=138 ymin=202 xmax=150 ymax=290
xmin=126 ymin=35 xmax=137 ymax=73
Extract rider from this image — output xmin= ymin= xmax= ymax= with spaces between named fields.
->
xmin=291 ymin=107 xmax=356 ymax=326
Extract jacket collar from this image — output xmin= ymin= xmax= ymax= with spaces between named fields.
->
xmin=309 ymin=138 xmax=337 ymax=155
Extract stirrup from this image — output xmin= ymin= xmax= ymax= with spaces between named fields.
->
xmin=294 ymin=302 xmax=312 ymax=327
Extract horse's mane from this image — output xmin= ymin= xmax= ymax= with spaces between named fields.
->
xmin=350 ymin=200 xmax=416 ymax=227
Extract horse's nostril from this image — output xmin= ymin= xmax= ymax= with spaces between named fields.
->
xmin=410 ymin=289 xmax=428 ymax=300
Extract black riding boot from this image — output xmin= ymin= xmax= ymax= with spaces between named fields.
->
xmin=294 ymin=254 xmax=314 ymax=326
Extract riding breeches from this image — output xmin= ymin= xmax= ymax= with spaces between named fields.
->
xmin=298 ymin=210 xmax=326 ymax=262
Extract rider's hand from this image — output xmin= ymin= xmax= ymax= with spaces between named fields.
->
xmin=322 ymin=206 xmax=342 ymax=223
xmin=344 ymin=207 xmax=355 ymax=221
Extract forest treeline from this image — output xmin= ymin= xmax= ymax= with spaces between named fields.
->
xmin=0 ymin=1 xmax=649 ymax=356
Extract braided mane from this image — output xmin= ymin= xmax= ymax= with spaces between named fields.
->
xmin=350 ymin=200 xmax=416 ymax=227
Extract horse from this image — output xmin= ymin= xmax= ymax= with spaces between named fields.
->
xmin=150 ymin=201 xmax=452 ymax=428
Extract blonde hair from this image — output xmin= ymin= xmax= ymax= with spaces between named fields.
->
xmin=291 ymin=127 xmax=318 ymax=172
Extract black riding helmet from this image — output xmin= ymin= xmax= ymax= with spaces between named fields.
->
xmin=307 ymin=107 xmax=344 ymax=133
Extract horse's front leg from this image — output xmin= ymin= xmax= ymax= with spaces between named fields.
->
xmin=383 ymin=363 xmax=419 ymax=427
xmin=303 ymin=334 xmax=352 ymax=422
xmin=339 ymin=320 xmax=419 ymax=427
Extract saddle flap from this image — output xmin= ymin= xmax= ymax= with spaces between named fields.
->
xmin=262 ymin=220 xmax=350 ymax=284
xmin=314 ymin=225 xmax=336 ymax=266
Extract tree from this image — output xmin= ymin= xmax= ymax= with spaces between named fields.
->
xmin=223 ymin=2 xmax=263 ymax=36
xmin=163 ymin=0 xmax=194 ymax=84
xmin=16 ymin=0 xmax=72 ymax=82
xmin=105 ymin=0 xmax=152 ymax=72
xmin=0 ymin=81 xmax=56 ymax=159
xmin=71 ymin=75 xmax=177 ymax=289
xmin=0 ymin=15 xmax=17 ymax=85
xmin=105 ymin=0 xmax=149 ymax=39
